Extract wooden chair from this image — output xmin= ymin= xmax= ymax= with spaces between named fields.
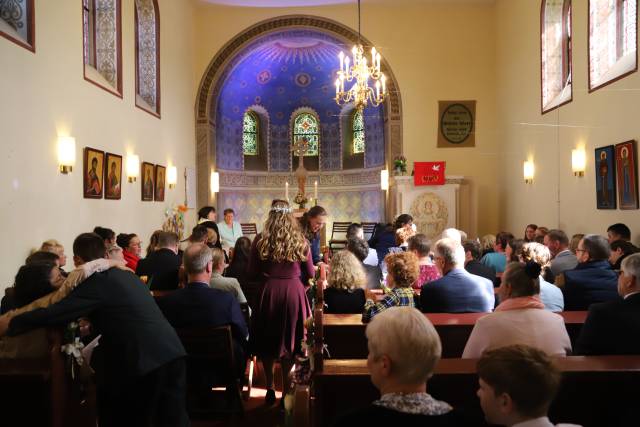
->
xmin=240 ymin=223 xmax=258 ymax=237
xmin=361 ymin=222 xmax=377 ymax=241
xmin=328 ymin=222 xmax=352 ymax=251
xmin=175 ymin=326 xmax=244 ymax=416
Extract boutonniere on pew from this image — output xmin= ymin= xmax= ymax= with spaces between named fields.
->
xmin=61 ymin=321 xmax=85 ymax=380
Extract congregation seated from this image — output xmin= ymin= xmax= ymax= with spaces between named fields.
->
xmin=441 ymin=227 xmax=462 ymax=243
xmin=480 ymin=234 xmax=496 ymax=257
xmin=476 ymin=345 xmax=578 ymax=427
xmin=362 ymin=252 xmax=418 ymax=322
xmin=463 ymin=239 xmax=496 ymax=283
xmin=116 ymin=232 xmax=142 ymax=271
xmin=224 ymin=236 xmax=252 ymax=289
xmin=520 ymin=243 xmax=564 ymax=312
xmin=463 ymin=262 xmax=571 ymax=358
xmin=346 ymin=237 xmax=383 ymax=290
xmin=607 ymin=222 xmax=631 ymax=244
xmin=568 ymin=233 xmax=583 ymax=255
xmin=561 ymin=234 xmax=619 ymax=310
xmin=480 ymin=231 xmax=513 ymax=274
xmin=209 ymin=247 xmax=248 ymax=305
xmin=524 ymin=223 xmax=538 ymax=242
xmin=324 ymin=250 xmax=366 ymax=314
xmin=156 ymin=243 xmax=248 ymax=376
xmin=407 ymin=234 xmax=441 ymax=289
xmin=545 ymin=229 xmax=578 ymax=278
xmin=93 ymin=226 xmax=116 ymax=247
xmin=347 ymin=223 xmax=378 ymax=266
xmin=368 ymin=214 xmax=413 ymax=264
xmin=506 ymin=238 xmax=524 ymax=263
xmin=534 ymin=227 xmax=549 ymax=244
xmin=576 ymin=253 xmax=640 ymax=355
xmin=217 ymin=208 xmax=243 ymax=250
xmin=608 ymin=240 xmax=639 ymax=271
xmin=420 ymin=238 xmax=494 ymax=313
xmin=145 ymin=230 xmax=163 ymax=255
xmin=39 ymin=239 xmax=69 ymax=277
xmin=136 ymin=231 xmax=181 ymax=291
xmin=106 ymin=244 xmax=125 ymax=262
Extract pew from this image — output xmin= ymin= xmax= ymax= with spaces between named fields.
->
xmin=322 ymin=311 xmax=588 ymax=359
xmin=313 ymin=356 xmax=640 ymax=427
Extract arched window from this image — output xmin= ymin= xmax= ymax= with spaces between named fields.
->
xmin=293 ymin=113 xmax=319 ymax=156
xmin=0 ymin=0 xmax=35 ymax=52
xmin=352 ymin=108 xmax=365 ymax=154
xmin=135 ymin=0 xmax=160 ymax=117
xmin=589 ymin=0 xmax=637 ymax=92
xmin=243 ymin=111 xmax=259 ymax=156
xmin=541 ymin=0 xmax=572 ymax=113
xmin=83 ymin=0 xmax=122 ymax=96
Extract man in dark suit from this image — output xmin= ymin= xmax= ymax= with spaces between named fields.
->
xmin=576 ymin=253 xmax=640 ymax=355
xmin=0 ymin=233 xmax=188 ymax=427
xmin=156 ymin=243 xmax=248 ymax=377
xmin=136 ymin=231 xmax=181 ymax=290
xmin=346 ymin=237 xmax=383 ymax=289
xmin=421 ymin=238 xmax=494 ymax=313
xmin=463 ymin=239 xmax=496 ymax=283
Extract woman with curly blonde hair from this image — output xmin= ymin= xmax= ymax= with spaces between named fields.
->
xmin=249 ymin=199 xmax=314 ymax=405
xmin=325 ymin=250 xmax=366 ymax=314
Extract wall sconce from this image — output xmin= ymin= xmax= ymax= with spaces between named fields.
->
xmin=380 ymin=169 xmax=389 ymax=190
xmin=126 ymin=154 xmax=140 ymax=183
xmin=572 ymin=148 xmax=586 ymax=177
xmin=210 ymin=171 xmax=220 ymax=194
xmin=57 ymin=136 xmax=76 ymax=174
xmin=523 ymin=160 xmax=535 ymax=184
xmin=167 ymin=166 xmax=177 ymax=189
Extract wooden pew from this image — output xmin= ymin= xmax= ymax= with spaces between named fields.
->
xmin=323 ymin=311 xmax=588 ymax=359
xmin=313 ymin=356 xmax=640 ymax=427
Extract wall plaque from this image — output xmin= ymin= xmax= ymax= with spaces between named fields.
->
xmin=437 ymin=100 xmax=476 ymax=148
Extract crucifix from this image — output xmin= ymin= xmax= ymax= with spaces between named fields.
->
xmin=292 ymin=137 xmax=310 ymax=198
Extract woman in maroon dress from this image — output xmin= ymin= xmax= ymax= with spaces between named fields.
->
xmin=249 ymin=199 xmax=314 ymax=405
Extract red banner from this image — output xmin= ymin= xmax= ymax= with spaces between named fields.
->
xmin=414 ymin=162 xmax=446 ymax=186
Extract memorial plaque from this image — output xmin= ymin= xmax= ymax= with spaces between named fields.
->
xmin=438 ymin=100 xmax=476 ymax=148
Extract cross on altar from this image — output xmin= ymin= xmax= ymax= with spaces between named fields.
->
xmin=292 ymin=137 xmax=310 ymax=157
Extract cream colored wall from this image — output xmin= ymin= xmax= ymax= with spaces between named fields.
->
xmin=192 ymin=1 xmax=500 ymax=238
xmin=0 ymin=0 xmax=196 ymax=290
xmin=496 ymin=0 xmax=640 ymax=244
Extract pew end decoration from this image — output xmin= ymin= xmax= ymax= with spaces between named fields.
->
xmin=162 ymin=205 xmax=187 ymax=240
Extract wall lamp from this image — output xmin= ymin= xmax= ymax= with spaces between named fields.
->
xmin=572 ymin=148 xmax=586 ymax=177
xmin=126 ymin=154 xmax=140 ymax=183
xmin=167 ymin=166 xmax=177 ymax=189
xmin=57 ymin=136 xmax=76 ymax=174
xmin=523 ymin=160 xmax=534 ymax=184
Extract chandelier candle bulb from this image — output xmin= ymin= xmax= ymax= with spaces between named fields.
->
xmin=376 ymin=53 xmax=381 ymax=72
xmin=339 ymin=51 xmax=344 ymax=71
xmin=314 ymin=180 xmax=318 ymax=200
xmin=381 ymin=74 xmax=386 ymax=93
xmin=371 ymin=47 xmax=377 ymax=64
xmin=376 ymin=80 xmax=380 ymax=99
xmin=285 ymin=181 xmax=289 ymax=201
xmin=345 ymin=55 xmax=350 ymax=73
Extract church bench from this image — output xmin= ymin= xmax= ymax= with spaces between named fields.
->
xmin=322 ymin=311 xmax=587 ymax=359
xmin=312 ymin=356 xmax=640 ymax=427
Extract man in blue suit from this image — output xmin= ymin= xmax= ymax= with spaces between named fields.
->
xmin=156 ymin=243 xmax=248 ymax=377
xmin=420 ymin=238 xmax=495 ymax=313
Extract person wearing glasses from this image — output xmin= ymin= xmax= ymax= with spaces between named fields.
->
xmin=560 ymin=234 xmax=619 ymax=311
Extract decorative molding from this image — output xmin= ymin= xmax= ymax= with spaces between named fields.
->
xmin=219 ymin=167 xmax=383 ymax=190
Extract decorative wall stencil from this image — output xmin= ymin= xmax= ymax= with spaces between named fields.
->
xmin=0 ymin=0 xmax=34 ymax=51
xmin=135 ymin=0 xmax=160 ymax=115
xmin=409 ymin=192 xmax=449 ymax=239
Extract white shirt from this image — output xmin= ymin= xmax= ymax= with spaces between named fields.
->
xmin=217 ymin=221 xmax=243 ymax=249
xmin=363 ymin=248 xmax=378 ymax=266
xmin=513 ymin=416 xmax=581 ymax=427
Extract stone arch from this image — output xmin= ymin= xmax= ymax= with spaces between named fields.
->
xmin=194 ymin=14 xmax=403 ymax=206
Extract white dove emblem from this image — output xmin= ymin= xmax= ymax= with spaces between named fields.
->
xmin=432 ymin=164 xmax=441 ymax=171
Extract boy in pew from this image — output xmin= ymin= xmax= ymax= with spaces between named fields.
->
xmin=477 ymin=345 xmax=580 ymax=427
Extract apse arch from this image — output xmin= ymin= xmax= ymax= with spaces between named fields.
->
xmin=194 ymin=14 xmax=403 ymax=206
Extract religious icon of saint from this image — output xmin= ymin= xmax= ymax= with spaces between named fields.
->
xmin=156 ymin=170 xmax=165 ymax=200
xmin=599 ymin=151 xmax=609 ymax=206
xmin=106 ymin=161 xmax=120 ymax=197
xmin=621 ymin=147 xmax=631 ymax=204
xmin=144 ymin=169 xmax=153 ymax=198
xmin=86 ymin=157 xmax=102 ymax=195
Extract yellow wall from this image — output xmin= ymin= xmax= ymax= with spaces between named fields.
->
xmin=0 ymin=0 xmax=197 ymax=289
xmin=192 ymin=1 xmax=500 ymax=238
xmin=496 ymin=0 xmax=640 ymax=244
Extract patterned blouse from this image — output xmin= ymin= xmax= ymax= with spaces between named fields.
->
xmin=362 ymin=287 xmax=416 ymax=322
xmin=373 ymin=392 xmax=452 ymax=416
xmin=413 ymin=264 xmax=441 ymax=289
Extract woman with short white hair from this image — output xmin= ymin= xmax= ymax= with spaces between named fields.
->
xmin=332 ymin=307 xmax=467 ymax=426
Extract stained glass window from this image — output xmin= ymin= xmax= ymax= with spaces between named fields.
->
xmin=243 ymin=111 xmax=259 ymax=156
xmin=135 ymin=0 xmax=160 ymax=116
xmin=0 ymin=0 xmax=34 ymax=51
xmin=352 ymin=109 xmax=365 ymax=154
xmin=293 ymin=113 xmax=319 ymax=156
xmin=541 ymin=0 xmax=572 ymax=113
xmin=589 ymin=0 xmax=637 ymax=91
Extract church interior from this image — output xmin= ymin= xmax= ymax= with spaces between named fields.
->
xmin=2 ymin=0 xmax=640 ymax=426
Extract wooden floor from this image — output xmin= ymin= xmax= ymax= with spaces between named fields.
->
xmin=191 ymin=387 xmax=284 ymax=427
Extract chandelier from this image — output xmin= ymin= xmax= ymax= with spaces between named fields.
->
xmin=334 ymin=0 xmax=387 ymax=110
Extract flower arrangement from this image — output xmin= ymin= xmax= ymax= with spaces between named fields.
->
xmin=294 ymin=192 xmax=309 ymax=209
xmin=393 ymin=155 xmax=408 ymax=175
xmin=162 ymin=204 xmax=188 ymax=240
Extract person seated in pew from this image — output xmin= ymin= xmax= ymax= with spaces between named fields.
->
xmin=225 ymin=236 xmax=252 ymax=290
xmin=209 ymin=247 xmax=248 ymax=306
xmin=462 ymin=262 xmax=571 ymax=359
xmin=136 ymin=231 xmax=181 ymax=291
xmin=93 ymin=226 xmax=116 ymax=247
xmin=407 ymin=234 xmax=441 ymax=289
xmin=324 ymin=250 xmax=366 ymax=314
xmin=39 ymin=239 xmax=69 ymax=277
xmin=347 ymin=223 xmax=378 ymax=266
xmin=560 ymin=234 xmax=620 ymax=310
xmin=480 ymin=231 xmax=513 ymax=275
xmin=420 ymin=238 xmax=495 ymax=313
xmin=606 ymin=223 xmax=631 ymax=244
xmin=544 ymin=229 xmax=578 ymax=278
xmin=608 ymin=240 xmax=639 ymax=271
xmin=116 ymin=232 xmax=142 ymax=271
xmin=362 ymin=252 xmax=419 ymax=322
xmin=346 ymin=237 xmax=383 ymax=290
xmin=477 ymin=345 xmax=580 ymax=427
xmin=332 ymin=307 xmax=473 ymax=427
xmin=519 ymin=243 xmax=564 ymax=312
xmin=106 ymin=244 xmax=126 ymax=263
xmin=575 ymin=253 xmax=640 ymax=355
xmin=157 ymin=243 xmax=248 ymax=381
xmin=463 ymin=239 xmax=496 ymax=283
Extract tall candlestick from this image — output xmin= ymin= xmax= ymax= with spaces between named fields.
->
xmin=285 ymin=181 xmax=289 ymax=201
xmin=314 ymin=180 xmax=318 ymax=200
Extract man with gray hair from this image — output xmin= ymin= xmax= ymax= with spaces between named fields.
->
xmin=420 ymin=238 xmax=494 ymax=313
xmin=562 ymin=234 xmax=619 ymax=310
xmin=544 ymin=229 xmax=578 ymax=278
xmin=576 ymin=252 xmax=640 ymax=355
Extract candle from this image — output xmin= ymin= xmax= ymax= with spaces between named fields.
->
xmin=340 ymin=74 xmax=345 ymax=92
xmin=285 ymin=181 xmax=289 ymax=201
xmin=314 ymin=180 xmax=318 ymax=200
xmin=371 ymin=47 xmax=376 ymax=65
xmin=376 ymin=80 xmax=380 ymax=99
xmin=345 ymin=56 xmax=350 ymax=74
xmin=339 ymin=51 xmax=344 ymax=72
xmin=376 ymin=53 xmax=381 ymax=72
xmin=381 ymin=74 xmax=386 ymax=94
xmin=335 ymin=78 xmax=340 ymax=96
